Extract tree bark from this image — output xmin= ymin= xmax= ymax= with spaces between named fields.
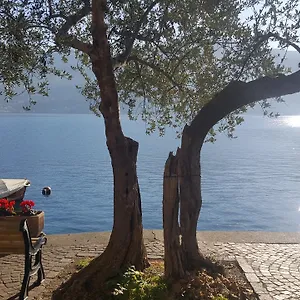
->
xmin=179 ymin=125 xmax=203 ymax=270
xmin=53 ymin=138 xmax=148 ymax=300
xmin=53 ymin=1 xmax=148 ymax=299
xmin=163 ymin=150 xmax=184 ymax=279
xmin=163 ymin=126 xmax=214 ymax=276
xmin=90 ymin=0 xmax=148 ymax=274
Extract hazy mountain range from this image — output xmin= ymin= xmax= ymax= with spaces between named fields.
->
xmin=0 ymin=50 xmax=300 ymax=115
xmin=0 ymin=62 xmax=92 ymax=114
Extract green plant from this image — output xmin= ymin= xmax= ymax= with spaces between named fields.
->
xmin=106 ymin=265 xmax=168 ymax=300
xmin=76 ymin=258 xmax=93 ymax=270
xmin=212 ymin=296 xmax=229 ymax=300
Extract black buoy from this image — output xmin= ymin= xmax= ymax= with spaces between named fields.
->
xmin=42 ymin=186 xmax=51 ymax=196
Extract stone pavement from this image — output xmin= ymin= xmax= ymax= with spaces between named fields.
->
xmin=201 ymin=242 xmax=300 ymax=300
xmin=1 ymin=231 xmax=300 ymax=300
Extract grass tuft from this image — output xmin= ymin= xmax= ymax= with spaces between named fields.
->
xmin=75 ymin=258 xmax=93 ymax=270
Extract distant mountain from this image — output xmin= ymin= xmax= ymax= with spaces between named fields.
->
xmin=0 ymin=58 xmax=92 ymax=114
xmin=1 ymin=50 xmax=300 ymax=115
xmin=0 ymin=86 xmax=91 ymax=114
xmin=249 ymin=50 xmax=300 ymax=116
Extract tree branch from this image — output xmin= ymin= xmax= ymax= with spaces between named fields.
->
xmin=235 ymin=32 xmax=300 ymax=80
xmin=134 ymin=60 xmax=147 ymax=105
xmin=58 ymin=3 xmax=91 ymax=35
xmin=268 ymin=32 xmax=300 ymax=53
xmin=112 ymin=29 xmax=162 ymax=44
xmin=235 ymin=34 xmax=270 ymax=80
xmin=25 ymin=24 xmax=55 ymax=32
xmin=189 ymin=70 xmax=300 ymax=139
xmin=130 ymin=56 xmax=184 ymax=92
xmin=55 ymin=1 xmax=92 ymax=54
xmin=112 ymin=0 xmax=160 ymax=67
xmin=47 ymin=0 xmax=53 ymax=17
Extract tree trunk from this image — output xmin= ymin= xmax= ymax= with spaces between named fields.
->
xmin=163 ymin=126 xmax=212 ymax=279
xmin=179 ymin=126 xmax=218 ymax=271
xmin=163 ymin=150 xmax=184 ymax=279
xmin=53 ymin=137 xmax=148 ymax=300
xmin=179 ymin=125 xmax=203 ymax=270
xmin=164 ymin=72 xmax=300 ymax=279
xmin=53 ymin=1 xmax=148 ymax=298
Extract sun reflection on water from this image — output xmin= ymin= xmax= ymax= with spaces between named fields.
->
xmin=282 ymin=116 xmax=300 ymax=127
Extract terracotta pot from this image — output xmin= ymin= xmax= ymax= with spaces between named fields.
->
xmin=0 ymin=211 xmax=45 ymax=237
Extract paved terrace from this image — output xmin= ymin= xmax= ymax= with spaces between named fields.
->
xmin=1 ymin=231 xmax=300 ymax=300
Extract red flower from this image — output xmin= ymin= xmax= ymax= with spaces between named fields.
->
xmin=20 ymin=200 xmax=35 ymax=213
xmin=0 ymin=199 xmax=15 ymax=213
xmin=0 ymin=199 xmax=8 ymax=209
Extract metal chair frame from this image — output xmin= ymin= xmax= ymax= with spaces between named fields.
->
xmin=19 ymin=219 xmax=47 ymax=300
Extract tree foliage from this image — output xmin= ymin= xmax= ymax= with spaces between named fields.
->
xmin=1 ymin=0 xmax=299 ymax=137
xmin=2 ymin=0 xmax=300 ymax=294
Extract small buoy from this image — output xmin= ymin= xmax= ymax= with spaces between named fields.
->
xmin=42 ymin=186 xmax=51 ymax=196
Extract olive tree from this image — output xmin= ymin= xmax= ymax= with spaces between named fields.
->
xmin=1 ymin=0 xmax=299 ymax=298
xmin=163 ymin=0 xmax=300 ymax=278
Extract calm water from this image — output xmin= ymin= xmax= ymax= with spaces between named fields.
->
xmin=1 ymin=113 xmax=300 ymax=234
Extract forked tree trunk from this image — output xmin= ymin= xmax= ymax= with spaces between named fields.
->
xmin=53 ymin=1 xmax=148 ymax=299
xmin=163 ymin=127 xmax=210 ymax=278
xmin=164 ymin=74 xmax=300 ymax=278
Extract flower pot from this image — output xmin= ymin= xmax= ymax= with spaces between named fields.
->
xmin=0 ymin=211 xmax=44 ymax=237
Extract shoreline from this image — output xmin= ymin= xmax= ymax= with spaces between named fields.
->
xmin=45 ymin=230 xmax=300 ymax=247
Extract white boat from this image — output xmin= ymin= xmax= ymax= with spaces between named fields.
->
xmin=0 ymin=179 xmax=30 ymax=200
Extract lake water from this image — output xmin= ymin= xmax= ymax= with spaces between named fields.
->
xmin=1 ymin=113 xmax=300 ymax=234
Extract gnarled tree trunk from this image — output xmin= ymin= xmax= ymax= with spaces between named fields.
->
xmin=53 ymin=1 xmax=148 ymax=299
xmin=163 ymin=127 xmax=211 ymax=278
xmin=164 ymin=72 xmax=300 ymax=279
xmin=179 ymin=125 xmax=205 ymax=270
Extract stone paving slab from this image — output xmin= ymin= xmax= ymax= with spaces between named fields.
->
xmin=1 ymin=231 xmax=300 ymax=299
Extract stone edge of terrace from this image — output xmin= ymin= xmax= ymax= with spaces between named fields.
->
xmin=45 ymin=230 xmax=300 ymax=247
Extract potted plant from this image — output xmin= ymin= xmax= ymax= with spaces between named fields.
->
xmin=0 ymin=199 xmax=44 ymax=237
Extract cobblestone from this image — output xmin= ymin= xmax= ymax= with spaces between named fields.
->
xmin=198 ymin=242 xmax=300 ymax=300
xmin=1 ymin=234 xmax=300 ymax=299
